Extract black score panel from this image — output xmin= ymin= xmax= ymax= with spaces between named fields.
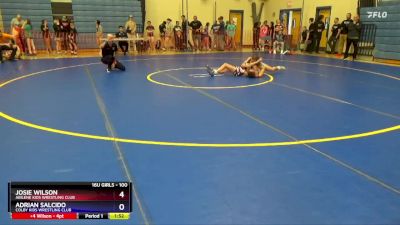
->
xmin=51 ymin=1 xmax=74 ymax=20
xmin=8 ymin=182 xmax=131 ymax=220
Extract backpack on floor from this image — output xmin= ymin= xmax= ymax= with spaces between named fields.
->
xmin=136 ymin=40 xmax=145 ymax=52
xmin=155 ymin=40 xmax=161 ymax=50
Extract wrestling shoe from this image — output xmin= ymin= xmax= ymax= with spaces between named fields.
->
xmin=276 ymin=66 xmax=286 ymax=70
xmin=206 ymin=65 xmax=215 ymax=77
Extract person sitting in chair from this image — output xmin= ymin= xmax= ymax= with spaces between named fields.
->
xmin=116 ymin=26 xmax=129 ymax=55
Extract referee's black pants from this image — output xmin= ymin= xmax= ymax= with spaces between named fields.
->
xmin=101 ymin=55 xmax=125 ymax=71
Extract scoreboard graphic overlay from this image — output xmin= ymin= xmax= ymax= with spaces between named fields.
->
xmin=8 ymin=182 xmax=132 ymax=220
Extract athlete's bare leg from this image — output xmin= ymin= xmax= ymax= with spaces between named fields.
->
xmin=216 ymin=63 xmax=237 ymax=73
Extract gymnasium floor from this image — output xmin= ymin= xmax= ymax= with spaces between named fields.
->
xmin=0 ymin=52 xmax=399 ymax=224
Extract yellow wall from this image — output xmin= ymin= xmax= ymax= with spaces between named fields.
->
xmin=146 ymin=0 xmax=267 ymax=45
xmin=0 ymin=7 xmax=4 ymax=32
xmin=145 ymin=0 xmax=358 ymax=45
xmin=264 ymin=0 xmax=358 ymax=33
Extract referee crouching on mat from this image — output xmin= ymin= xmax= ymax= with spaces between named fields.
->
xmin=101 ymin=34 xmax=126 ymax=73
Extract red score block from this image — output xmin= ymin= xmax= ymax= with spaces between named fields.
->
xmin=12 ymin=212 xmax=77 ymax=220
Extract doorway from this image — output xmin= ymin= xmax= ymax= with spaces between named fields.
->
xmin=280 ymin=9 xmax=302 ymax=48
xmin=316 ymin=7 xmax=331 ymax=49
xmin=229 ymin=10 xmax=244 ymax=46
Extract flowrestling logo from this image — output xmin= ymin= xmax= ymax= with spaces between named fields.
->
xmin=367 ymin=11 xmax=388 ymax=19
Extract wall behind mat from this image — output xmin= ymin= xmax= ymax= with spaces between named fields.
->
xmin=263 ymin=0 xmax=358 ymax=38
xmin=145 ymin=0 xmax=267 ymax=46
